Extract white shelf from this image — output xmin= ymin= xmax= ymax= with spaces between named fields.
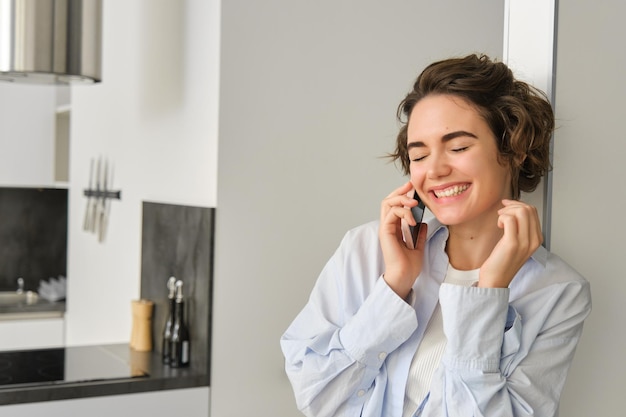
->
xmin=56 ymin=104 xmax=71 ymax=114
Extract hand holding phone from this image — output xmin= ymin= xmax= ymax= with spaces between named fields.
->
xmin=400 ymin=191 xmax=425 ymax=249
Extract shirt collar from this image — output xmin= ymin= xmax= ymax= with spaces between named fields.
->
xmin=425 ymin=217 xmax=548 ymax=268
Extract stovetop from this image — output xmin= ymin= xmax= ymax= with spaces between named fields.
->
xmin=0 ymin=345 xmax=147 ymax=388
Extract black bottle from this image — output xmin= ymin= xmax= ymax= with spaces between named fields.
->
xmin=170 ymin=280 xmax=190 ymax=368
xmin=161 ymin=277 xmax=177 ymax=364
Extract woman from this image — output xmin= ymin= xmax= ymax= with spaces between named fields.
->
xmin=281 ymin=54 xmax=591 ymax=417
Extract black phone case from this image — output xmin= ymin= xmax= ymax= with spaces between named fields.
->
xmin=408 ymin=191 xmax=425 ymax=247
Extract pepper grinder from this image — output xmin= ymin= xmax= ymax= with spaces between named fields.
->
xmin=130 ymin=299 xmax=154 ymax=351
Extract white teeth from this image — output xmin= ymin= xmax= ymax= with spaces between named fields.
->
xmin=434 ymin=184 xmax=469 ymax=198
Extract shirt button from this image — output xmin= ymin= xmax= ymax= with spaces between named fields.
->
xmin=378 ymin=352 xmax=387 ymax=360
xmin=357 ymin=389 xmax=366 ymax=397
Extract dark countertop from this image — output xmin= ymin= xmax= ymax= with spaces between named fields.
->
xmin=0 ymin=343 xmax=209 ymax=406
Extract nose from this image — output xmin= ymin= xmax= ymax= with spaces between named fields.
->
xmin=426 ymin=153 xmax=451 ymax=179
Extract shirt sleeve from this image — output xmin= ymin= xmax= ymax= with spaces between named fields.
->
xmin=280 ymin=227 xmax=418 ymax=417
xmin=420 ymin=279 xmax=591 ymax=417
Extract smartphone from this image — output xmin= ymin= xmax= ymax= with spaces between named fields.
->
xmin=401 ymin=191 xmax=425 ymax=249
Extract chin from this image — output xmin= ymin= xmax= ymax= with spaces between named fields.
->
xmin=430 ymin=211 xmax=466 ymax=227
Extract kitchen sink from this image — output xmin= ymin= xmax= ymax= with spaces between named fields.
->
xmin=0 ymin=291 xmax=39 ymax=306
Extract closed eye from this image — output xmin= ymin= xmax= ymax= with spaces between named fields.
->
xmin=452 ymin=146 xmax=469 ymax=153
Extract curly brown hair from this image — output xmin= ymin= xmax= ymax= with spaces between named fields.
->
xmin=389 ymin=54 xmax=554 ymax=199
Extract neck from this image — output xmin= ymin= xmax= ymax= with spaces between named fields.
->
xmin=445 ymin=217 xmax=503 ymax=271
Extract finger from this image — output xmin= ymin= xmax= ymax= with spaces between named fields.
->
xmin=379 ymin=209 xmax=412 ymax=249
xmin=385 ymin=181 xmax=414 ymax=199
xmin=383 ymin=206 xmax=417 ymax=226
xmin=381 ymin=185 xmax=419 ymax=220
xmin=383 ymin=183 xmax=418 ymax=208
xmin=500 ymin=198 xmax=519 ymax=206
xmin=380 ymin=206 xmax=420 ymax=250
xmin=499 ymin=202 xmax=541 ymax=240
xmin=498 ymin=205 xmax=541 ymax=255
xmin=497 ymin=211 xmax=519 ymax=238
xmin=499 ymin=199 xmax=529 ymax=212
xmin=381 ymin=194 xmax=419 ymax=214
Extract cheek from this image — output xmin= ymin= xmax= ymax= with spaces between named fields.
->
xmin=409 ymin=164 xmax=426 ymax=188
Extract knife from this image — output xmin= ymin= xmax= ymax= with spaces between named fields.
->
xmin=91 ymin=156 xmax=101 ymax=233
xmin=98 ymin=160 xmax=109 ymax=242
xmin=83 ymin=158 xmax=94 ymax=231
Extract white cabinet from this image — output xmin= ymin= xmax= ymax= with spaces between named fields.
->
xmin=0 ymin=314 xmax=64 ymax=351
xmin=0 ymin=83 xmax=68 ymax=187
xmin=1 ymin=387 xmax=210 ymax=417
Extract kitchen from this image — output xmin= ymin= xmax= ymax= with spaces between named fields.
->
xmin=0 ymin=0 xmax=623 ymax=416
xmin=0 ymin=0 xmax=215 ymax=414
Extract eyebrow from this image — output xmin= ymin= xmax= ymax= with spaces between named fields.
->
xmin=407 ymin=130 xmax=478 ymax=150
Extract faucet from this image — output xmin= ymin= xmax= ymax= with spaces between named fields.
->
xmin=17 ymin=277 xmax=24 ymax=294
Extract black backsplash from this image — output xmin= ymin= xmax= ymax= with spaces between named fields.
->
xmin=140 ymin=201 xmax=214 ymax=377
xmin=0 ymin=188 xmax=68 ymax=292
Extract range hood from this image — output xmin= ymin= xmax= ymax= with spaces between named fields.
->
xmin=0 ymin=0 xmax=102 ymax=84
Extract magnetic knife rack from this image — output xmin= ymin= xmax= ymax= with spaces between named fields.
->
xmin=82 ymin=189 xmax=122 ymax=200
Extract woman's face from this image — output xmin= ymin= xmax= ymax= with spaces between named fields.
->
xmin=407 ymin=94 xmax=511 ymax=228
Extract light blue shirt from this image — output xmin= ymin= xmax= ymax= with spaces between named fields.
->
xmin=281 ymin=218 xmax=591 ymax=417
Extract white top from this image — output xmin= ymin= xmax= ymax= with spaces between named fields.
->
xmin=403 ymin=264 xmax=479 ymax=417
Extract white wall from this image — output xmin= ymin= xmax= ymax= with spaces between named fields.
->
xmin=213 ymin=1 xmax=503 ymax=415
xmin=0 ymin=84 xmax=56 ymax=187
xmin=66 ymin=0 xmax=220 ymax=345
xmin=552 ymin=1 xmax=626 ymax=415
xmin=504 ymin=0 xmax=556 ymax=97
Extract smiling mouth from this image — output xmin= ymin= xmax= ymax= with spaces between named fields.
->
xmin=433 ymin=184 xmax=469 ymax=198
